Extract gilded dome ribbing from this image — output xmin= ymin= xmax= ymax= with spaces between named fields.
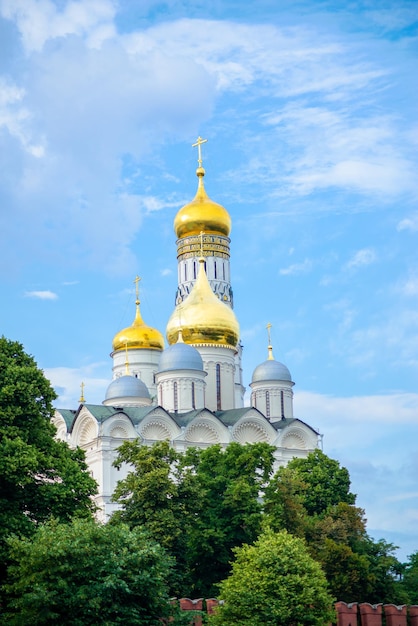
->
xmin=174 ymin=167 xmax=231 ymax=239
xmin=112 ymin=301 xmax=164 ymax=352
xmin=166 ymin=258 xmax=239 ymax=348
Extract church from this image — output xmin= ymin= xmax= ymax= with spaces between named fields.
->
xmin=53 ymin=138 xmax=320 ymax=519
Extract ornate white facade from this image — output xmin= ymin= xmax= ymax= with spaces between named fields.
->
xmin=53 ymin=140 xmax=320 ymax=519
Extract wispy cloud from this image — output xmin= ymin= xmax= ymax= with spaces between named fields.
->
xmin=345 ymin=248 xmax=377 ymax=270
xmin=24 ymin=290 xmax=58 ymax=300
xmin=44 ymin=363 xmax=109 ymax=407
xmin=294 ymin=389 xmax=418 ymax=559
xmin=397 ymin=213 xmax=418 ymax=232
xmin=279 ymin=259 xmax=312 ymax=275
xmin=399 ymin=274 xmax=418 ymax=297
xmin=0 ymin=0 xmax=116 ymax=53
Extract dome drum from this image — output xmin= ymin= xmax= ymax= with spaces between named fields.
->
xmin=176 ymin=234 xmax=231 ymax=262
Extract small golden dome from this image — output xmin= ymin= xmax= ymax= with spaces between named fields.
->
xmin=112 ymin=301 xmax=164 ymax=352
xmin=174 ymin=167 xmax=231 ymax=239
xmin=166 ymin=258 xmax=239 ymax=348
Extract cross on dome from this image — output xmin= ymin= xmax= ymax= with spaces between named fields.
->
xmin=134 ymin=275 xmax=141 ymax=304
xmin=192 ymin=136 xmax=208 ymax=168
xmin=266 ymin=322 xmax=275 ymax=360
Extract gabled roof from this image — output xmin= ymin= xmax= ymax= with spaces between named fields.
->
xmin=57 ymin=403 xmax=159 ymax=431
xmin=56 ymin=404 xmax=320 ymax=437
xmin=56 ymin=409 xmax=77 ymax=429
xmin=214 ymin=407 xmax=266 ymax=426
xmin=118 ymin=406 xmax=164 ymax=426
xmin=271 ymin=416 xmax=320 ymax=435
xmin=168 ymin=408 xmax=212 ymax=428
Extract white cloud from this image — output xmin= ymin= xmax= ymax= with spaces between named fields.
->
xmin=279 ymin=258 xmax=312 ymax=275
xmin=24 ymin=290 xmax=58 ymax=300
xmin=345 ymin=248 xmax=377 ymax=270
xmin=44 ymin=363 xmax=109 ymax=406
xmin=295 ymin=390 xmax=418 ymax=429
xmin=400 ymin=275 xmax=418 ymax=297
xmin=294 ymin=389 xmax=418 ymax=558
xmin=0 ymin=0 xmax=116 ymax=53
xmin=397 ymin=213 xmax=418 ymax=232
xmin=160 ymin=268 xmax=172 ymax=277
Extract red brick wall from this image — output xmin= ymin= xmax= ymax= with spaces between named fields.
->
xmin=173 ymin=599 xmax=418 ymax=625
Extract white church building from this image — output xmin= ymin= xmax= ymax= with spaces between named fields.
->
xmin=53 ymin=138 xmax=320 ymax=519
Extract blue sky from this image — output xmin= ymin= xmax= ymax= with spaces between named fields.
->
xmin=1 ymin=0 xmax=417 ymax=562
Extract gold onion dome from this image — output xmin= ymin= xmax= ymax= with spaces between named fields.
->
xmin=174 ymin=167 xmax=231 ymax=239
xmin=166 ymin=258 xmax=239 ymax=348
xmin=112 ymin=299 xmax=164 ymax=353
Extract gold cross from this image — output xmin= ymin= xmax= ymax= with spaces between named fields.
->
xmin=134 ymin=275 xmax=141 ymax=302
xmin=266 ymin=322 xmax=272 ymax=345
xmin=192 ymin=136 xmax=208 ymax=167
xmin=79 ymin=381 xmax=85 ymax=403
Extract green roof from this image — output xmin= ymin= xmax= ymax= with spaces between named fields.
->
xmin=56 ymin=409 xmax=77 ymax=429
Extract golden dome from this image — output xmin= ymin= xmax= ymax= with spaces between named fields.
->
xmin=166 ymin=258 xmax=239 ymax=348
xmin=174 ymin=167 xmax=231 ymax=239
xmin=112 ymin=301 xmax=164 ymax=352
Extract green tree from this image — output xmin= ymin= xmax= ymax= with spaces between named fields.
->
xmin=210 ymin=529 xmax=335 ymax=626
xmin=0 ymin=337 xmax=97 ymax=583
xmin=355 ymin=537 xmax=410 ymax=604
xmin=2 ymin=518 xmax=181 ymax=625
xmin=182 ymin=441 xmax=275 ymax=597
xmin=111 ymin=440 xmax=275 ymax=597
xmin=263 ymin=465 xmax=308 ymax=537
xmin=401 ymin=551 xmax=418 ymax=603
xmin=283 ymin=449 xmax=355 ymax=516
xmin=111 ymin=439 xmax=198 ymax=595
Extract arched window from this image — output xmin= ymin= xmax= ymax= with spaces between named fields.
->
xmin=174 ymin=382 xmax=178 ymax=412
xmin=214 ymin=261 xmax=217 ymax=279
xmin=281 ymin=390 xmax=285 ymax=419
xmin=193 ymin=261 xmax=197 ymax=279
xmin=191 ymin=382 xmax=196 ymax=409
xmin=266 ymin=390 xmax=270 ymax=418
xmin=216 ymin=364 xmax=221 ymax=411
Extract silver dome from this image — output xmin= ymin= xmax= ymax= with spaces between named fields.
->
xmin=158 ymin=342 xmax=204 ymax=373
xmin=252 ymin=359 xmax=292 ymax=383
xmin=105 ymin=375 xmax=150 ymax=401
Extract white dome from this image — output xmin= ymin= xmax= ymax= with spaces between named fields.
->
xmin=252 ymin=359 xmax=292 ymax=383
xmin=105 ymin=375 xmax=150 ymax=402
xmin=158 ymin=342 xmax=204 ymax=373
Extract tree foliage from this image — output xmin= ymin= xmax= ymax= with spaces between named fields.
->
xmin=401 ymin=551 xmax=418 ymax=603
xmin=2 ymin=518 xmax=178 ymax=625
xmin=182 ymin=442 xmax=275 ymax=597
xmin=281 ymin=449 xmax=356 ymax=516
xmin=0 ymin=337 xmax=97 ymax=583
xmin=210 ymin=529 xmax=336 ymax=626
xmin=263 ymin=451 xmax=408 ymax=604
xmin=111 ymin=440 xmax=275 ymax=597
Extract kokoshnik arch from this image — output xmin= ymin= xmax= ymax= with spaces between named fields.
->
xmin=53 ymin=137 xmax=321 ymax=519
